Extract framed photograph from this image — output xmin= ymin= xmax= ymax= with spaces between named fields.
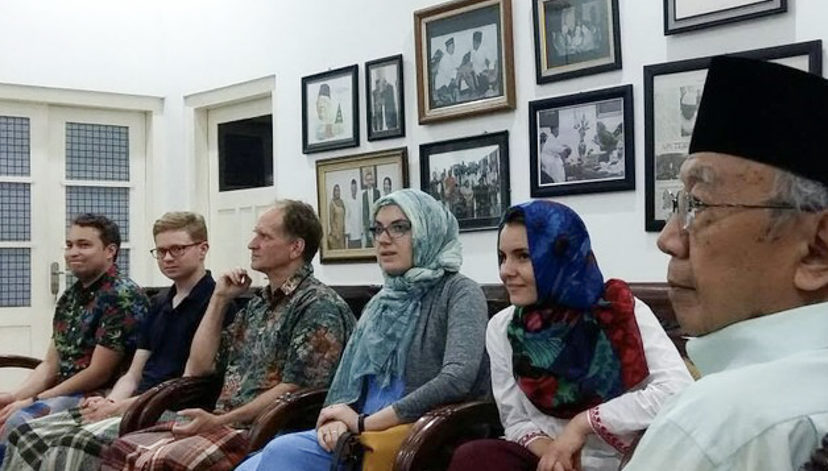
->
xmin=414 ymin=0 xmax=516 ymax=124
xmin=302 ymin=65 xmax=359 ymax=154
xmin=644 ymin=40 xmax=822 ymax=231
xmin=419 ymin=130 xmax=510 ymax=231
xmin=316 ymin=147 xmax=409 ymax=263
xmin=532 ymin=0 xmax=622 ymax=84
xmin=529 ymin=85 xmax=634 ymax=197
xmin=366 ymin=55 xmax=405 ymax=141
xmin=664 ymin=0 xmax=787 ymax=35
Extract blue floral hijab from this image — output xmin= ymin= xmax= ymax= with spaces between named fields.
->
xmin=502 ymin=200 xmax=649 ymax=418
xmin=325 ymin=189 xmax=462 ymax=406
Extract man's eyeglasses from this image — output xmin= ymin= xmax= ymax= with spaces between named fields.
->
xmin=368 ymin=220 xmax=412 ymax=239
xmin=668 ymin=189 xmax=797 ymax=231
xmin=150 ymin=242 xmax=202 ymax=259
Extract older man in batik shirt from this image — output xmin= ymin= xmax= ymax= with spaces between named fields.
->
xmin=100 ymin=200 xmax=356 ymax=471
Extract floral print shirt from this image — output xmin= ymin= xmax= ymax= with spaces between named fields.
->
xmin=215 ymin=263 xmax=355 ymax=416
xmin=52 ymin=264 xmax=149 ymax=381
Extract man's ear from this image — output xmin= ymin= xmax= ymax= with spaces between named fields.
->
xmin=105 ymin=243 xmax=118 ymax=263
xmin=794 ymin=211 xmax=828 ymax=292
xmin=290 ymin=238 xmax=306 ymax=262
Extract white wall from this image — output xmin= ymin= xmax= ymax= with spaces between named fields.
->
xmin=1 ymin=0 xmax=825 ymax=286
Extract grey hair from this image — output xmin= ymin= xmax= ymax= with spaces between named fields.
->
xmin=766 ymin=169 xmax=828 ymax=231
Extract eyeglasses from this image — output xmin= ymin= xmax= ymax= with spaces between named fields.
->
xmin=368 ymin=220 xmax=412 ymax=239
xmin=150 ymin=242 xmax=202 ymax=259
xmin=668 ymin=189 xmax=797 ymax=231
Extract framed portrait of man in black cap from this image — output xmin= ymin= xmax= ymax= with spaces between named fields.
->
xmin=414 ymin=0 xmax=516 ymax=124
xmin=302 ymin=64 xmax=359 ymax=154
xmin=643 ymin=40 xmax=822 ymax=231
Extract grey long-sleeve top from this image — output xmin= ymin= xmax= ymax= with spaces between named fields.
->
xmin=391 ymin=272 xmax=490 ymax=422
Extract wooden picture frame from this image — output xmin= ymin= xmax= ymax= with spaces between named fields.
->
xmin=316 ymin=147 xmax=409 ymax=262
xmin=414 ymin=0 xmax=516 ymax=124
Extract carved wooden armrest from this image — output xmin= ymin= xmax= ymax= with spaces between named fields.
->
xmin=394 ymin=400 xmax=503 ymax=471
xmin=247 ymin=387 xmax=328 ymax=452
xmin=0 ymin=354 xmax=41 ymax=369
xmin=119 ymin=375 xmax=221 ymax=436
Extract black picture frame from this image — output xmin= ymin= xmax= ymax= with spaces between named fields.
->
xmin=419 ymin=131 xmax=510 ymax=232
xmin=316 ymin=147 xmax=409 ymax=263
xmin=664 ymin=0 xmax=787 ymax=35
xmin=643 ymin=40 xmax=822 ymax=231
xmin=302 ymin=64 xmax=359 ymax=154
xmin=365 ymin=54 xmax=406 ymax=141
xmin=532 ymin=0 xmax=622 ymax=84
xmin=529 ymin=84 xmax=634 ymax=197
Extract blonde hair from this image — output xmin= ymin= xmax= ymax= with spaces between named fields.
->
xmin=152 ymin=211 xmax=208 ymax=241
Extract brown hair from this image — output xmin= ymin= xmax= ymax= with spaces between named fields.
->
xmin=152 ymin=211 xmax=208 ymax=242
xmin=275 ymin=200 xmax=322 ymax=263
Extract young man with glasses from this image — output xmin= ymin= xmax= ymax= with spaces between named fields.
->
xmin=101 ymin=200 xmax=356 ymax=471
xmin=1 ymin=211 xmax=221 ymax=471
xmin=625 ymin=57 xmax=828 ymax=470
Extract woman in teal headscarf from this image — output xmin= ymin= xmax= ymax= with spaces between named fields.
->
xmin=237 ymin=189 xmax=490 ymax=471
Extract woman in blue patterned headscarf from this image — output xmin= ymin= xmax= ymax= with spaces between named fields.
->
xmin=448 ymin=200 xmax=693 ymax=471
xmin=238 ymin=189 xmax=489 ymax=471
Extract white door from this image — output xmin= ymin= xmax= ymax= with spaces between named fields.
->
xmin=0 ymin=102 xmax=146 ymax=390
xmin=205 ymin=98 xmax=274 ymax=286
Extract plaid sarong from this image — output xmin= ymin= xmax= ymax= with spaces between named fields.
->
xmin=1 ymin=407 xmax=120 ymax=471
xmin=101 ymin=416 xmax=248 ymax=471
xmin=0 ymin=394 xmax=82 ymax=442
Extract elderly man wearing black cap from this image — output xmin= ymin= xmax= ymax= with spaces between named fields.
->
xmin=625 ymin=56 xmax=828 ymax=470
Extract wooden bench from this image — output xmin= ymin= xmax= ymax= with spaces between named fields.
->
xmin=0 ymin=282 xmax=684 ymax=469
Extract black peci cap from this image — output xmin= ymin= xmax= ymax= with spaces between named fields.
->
xmin=689 ymin=55 xmax=828 ymax=186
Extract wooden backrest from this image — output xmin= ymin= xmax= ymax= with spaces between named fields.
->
xmin=144 ymin=281 xmax=684 ymax=354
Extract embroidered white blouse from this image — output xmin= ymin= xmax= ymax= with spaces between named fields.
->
xmin=487 ymin=297 xmax=693 ymax=471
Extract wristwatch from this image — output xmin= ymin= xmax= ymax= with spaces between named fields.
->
xmin=357 ymin=413 xmax=367 ymax=434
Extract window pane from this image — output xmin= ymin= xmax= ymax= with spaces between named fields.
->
xmin=0 ymin=248 xmax=30 ymax=307
xmin=66 ymin=122 xmax=129 ymax=181
xmin=65 ymin=186 xmax=130 ymax=242
xmin=218 ymin=115 xmax=273 ymax=191
xmin=0 ymin=116 xmax=30 ymax=176
xmin=0 ymin=182 xmax=30 ymax=241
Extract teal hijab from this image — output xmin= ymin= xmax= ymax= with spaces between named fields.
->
xmin=325 ymin=189 xmax=462 ymax=406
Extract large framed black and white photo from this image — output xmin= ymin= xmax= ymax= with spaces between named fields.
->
xmin=643 ymin=40 xmax=822 ymax=231
xmin=419 ymin=131 xmax=510 ymax=232
xmin=366 ymin=55 xmax=405 ymax=141
xmin=664 ymin=0 xmax=787 ymax=35
xmin=532 ymin=0 xmax=622 ymax=84
xmin=529 ymin=85 xmax=634 ymax=198
xmin=414 ymin=0 xmax=516 ymax=124
xmin=316 ymin=147 xmax=409 ymax=263
xmin=302 ymin=65 xmax=359 ymax=154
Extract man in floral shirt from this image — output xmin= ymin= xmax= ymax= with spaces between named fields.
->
xmin=102 ymin=200 xmax=356 ymax=471
xmin=0 ymin=213 xmax=148 ymax=459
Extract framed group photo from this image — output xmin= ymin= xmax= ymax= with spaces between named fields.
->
xmin=529 ymin=84 xmax=634 ymax=198
xmin=420 ymin=130 xmax=510 ymax=231
xmin=302 ymin=65 xmax=359 ymax=154
xmin=366 ymin=54 xmax=405 ymax=141
xmin=316 ymin=147 xmax=409 ymax=263
xmin=664 ymin=0 xmax=787 ymax=35
xmin=414 ymin=0 xmax=516 ymax=124
xmin=643 ymin=40 xmax=822 ymax=231
xmin=532 ymin=0 xmax=622 ymax=84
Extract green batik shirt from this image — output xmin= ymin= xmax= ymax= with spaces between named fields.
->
xmin=52 ymin=264 xmax=149 ymax=381
xmin=215 ymin=263 xmax=355 ymax=416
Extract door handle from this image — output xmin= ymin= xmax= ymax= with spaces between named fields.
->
xmin=50 ymin=262 xmax=65 ymax=295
